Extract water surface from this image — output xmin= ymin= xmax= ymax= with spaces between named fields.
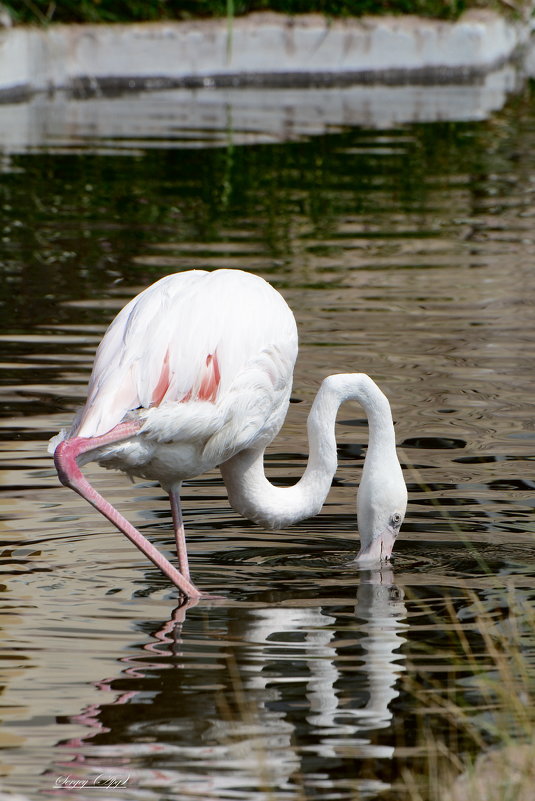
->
xmin=1 ymin=80 xmax=535 ymax=800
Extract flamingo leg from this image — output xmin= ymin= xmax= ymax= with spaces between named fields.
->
xmin=169 ymin=485 xmax=190 ymax=581
xmin=53 ymin=423 xmax=202 ymax=599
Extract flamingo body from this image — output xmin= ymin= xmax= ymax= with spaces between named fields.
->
xmin=51 ymin=269 xmax=407 ymax=597
xmin=54 ymin=269 xmax=298 ymax=488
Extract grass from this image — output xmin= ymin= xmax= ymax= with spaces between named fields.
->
xmin=4 ymin=0 xmax=531 ymax=26
xmin=398 ymin=458 xmax=535 ymax=799
xmin=400 ymin=583 xmax=535 ymax=801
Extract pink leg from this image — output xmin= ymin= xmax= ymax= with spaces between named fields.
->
xmin=169 ymin=485 xmax=190 ymax=581
xmin=53 ymin=423 xmax=202 ymax=599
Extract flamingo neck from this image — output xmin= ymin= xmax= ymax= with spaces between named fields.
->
xmin=220 ymin=373 xmax=396 ymax=529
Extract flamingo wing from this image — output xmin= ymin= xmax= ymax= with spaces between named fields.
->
xmin=69 ymin=270 xmax=298 ymax=454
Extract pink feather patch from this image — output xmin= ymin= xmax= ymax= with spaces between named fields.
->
xmin=198 ymin=353 xmax=221 ymax=402
xmin=151 ymin=349 xmax=171 ymax=406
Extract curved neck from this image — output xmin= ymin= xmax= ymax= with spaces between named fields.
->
xmin=220 ymin=373 xmax=397 ymax=529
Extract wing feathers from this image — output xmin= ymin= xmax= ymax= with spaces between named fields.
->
xmin=73 ymin=270 xmax=298 ymax=445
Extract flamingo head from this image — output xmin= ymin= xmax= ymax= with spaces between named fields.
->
xmin=355 ymin=460 xmax=408 ymax=564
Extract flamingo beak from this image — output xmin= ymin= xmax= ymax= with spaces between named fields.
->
xmin=356 ymin=525 xmax=397 ymax=564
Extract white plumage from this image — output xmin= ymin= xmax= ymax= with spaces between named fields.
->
xmin=54 ymin=270 xmax=297 ymax=487
xmin=51 ymin=268 xmax=407 ymax=599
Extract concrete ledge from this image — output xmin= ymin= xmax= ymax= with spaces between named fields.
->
xmin=0 ymin=9 xmax=533 ymax=99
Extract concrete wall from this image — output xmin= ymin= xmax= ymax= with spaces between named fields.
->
xmin=0 ymin=10 xmax=533 ymax=98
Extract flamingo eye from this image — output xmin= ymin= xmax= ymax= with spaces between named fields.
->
xmin=391 ymin=512 xmax=402 ymax=527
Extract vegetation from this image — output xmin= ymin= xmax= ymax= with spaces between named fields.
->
xmin=3 ymin=0 xmax=526 ymax=25
xmin=400 ymin=584 xmax=535 ymax=801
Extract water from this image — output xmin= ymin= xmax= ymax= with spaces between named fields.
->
xmin=1 ymin=78 xmax=535 ymax=800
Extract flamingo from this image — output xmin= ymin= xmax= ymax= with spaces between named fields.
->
xmin=50 ymin=269 xmax=407 ymax=599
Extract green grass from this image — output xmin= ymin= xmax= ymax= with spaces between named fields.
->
xmin=4 ymin=0 xmax=528 ymax=26
xmin=401 ymin=584 xmax=535 ymax=801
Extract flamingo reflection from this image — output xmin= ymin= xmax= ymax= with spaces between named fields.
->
xmin=53 ymin=570 xmax=407 ymax=799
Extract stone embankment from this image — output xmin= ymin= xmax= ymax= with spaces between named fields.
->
xmin=0 ymin=9 xmax=534 ymax=99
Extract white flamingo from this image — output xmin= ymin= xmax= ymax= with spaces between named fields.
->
xmin=50 ymin=269 xmax=407 ymax=598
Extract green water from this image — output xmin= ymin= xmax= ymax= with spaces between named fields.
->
xmin=1 ymin=80 xmax=535 ymax=800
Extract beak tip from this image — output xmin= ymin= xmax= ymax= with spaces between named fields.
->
xmin=356 ymin=528 xmax=396 ymax=564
